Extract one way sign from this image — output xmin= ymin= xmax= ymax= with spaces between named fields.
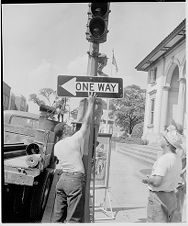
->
xmin=57 ymin=75 xmax=123 ymax=98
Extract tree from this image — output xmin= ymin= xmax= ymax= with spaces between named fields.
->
xmin=39 ymin=88 xmax=55 ymax=106
xmin=29 ymin=88 xmax=69 ymax=122
xmin=54 ymin=94 xmax=69 ymax=122
xmin=110 ymin=85 xmax=146 ymax=135
xmin=29 ymin=94 xmax=45 ymax=106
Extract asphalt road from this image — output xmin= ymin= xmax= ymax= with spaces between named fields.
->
xmin=94 ymin=143 xmax=151 ymax=223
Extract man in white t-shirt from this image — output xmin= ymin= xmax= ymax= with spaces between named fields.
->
xmin=52 ymin=93 xmax=96 ymax=223
xmin=142 ymin=129 xmax=183 ymax=222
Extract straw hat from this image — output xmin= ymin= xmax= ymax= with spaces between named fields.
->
xmin=164 ymin=129 xmax=183 ymax=149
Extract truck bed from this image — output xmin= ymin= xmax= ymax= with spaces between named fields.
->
xmin=4 ymin=155 xmax=41 ymax=186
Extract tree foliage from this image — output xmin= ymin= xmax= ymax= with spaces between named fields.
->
xmin=110 ymin=85 xmax=146 ymax=135
xmin=131 ymin=122 xmax=144 ymax=138
xmin=29 ymin=88 xmax=69 ymax=122
xmin=39 ymin=88 xmax=55 ymax=106
xmin=29 ymin=93 xmax=45 ymax=106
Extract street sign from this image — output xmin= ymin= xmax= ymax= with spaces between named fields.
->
xmin=57 ymin=75 xmax=123 ymax=98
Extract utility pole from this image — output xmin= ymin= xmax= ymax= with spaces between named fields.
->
xmin=84 ymin=41 xmax=100 ymax=223
xmin=106 ymin=98 xmax=110 ymax=133
xmin=87 ymin=42 xmax=99 ymax=76
xmin=75 ymin=3 xmax=110 ymax=222
xmin=77 ymin=41 xmax=103 ymax=223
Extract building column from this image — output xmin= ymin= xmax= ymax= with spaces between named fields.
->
xmin=142 ymin=91 xmax=150 ymax=140
xmin=160 ymin=85 xmax=170 ymax=131
xmin=155 ymin=88 xmax=163 ymax=133
xmin=177 ymin=77 xmax=186 ymax=126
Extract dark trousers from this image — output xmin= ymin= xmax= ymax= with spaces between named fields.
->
xmin=52 ymin=172 xmax=86 ymax=223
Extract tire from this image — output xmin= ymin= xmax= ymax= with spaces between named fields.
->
xmin=29 ymin=169 xmax=52 ymax=221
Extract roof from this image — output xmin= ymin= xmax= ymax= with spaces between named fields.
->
xmin=135 ymin=19 xmax=186 ymax=72
xmin=3 ymin=81 xmax=11 ymax=89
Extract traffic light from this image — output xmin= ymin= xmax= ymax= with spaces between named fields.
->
xmin=86 ymin=3 xmax=110 ymax=43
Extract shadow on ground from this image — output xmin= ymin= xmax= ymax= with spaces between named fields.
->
xmin=95 ymin=206 xmax=145 ymax=212
xmin=135 ymin=218 xmax=147 ymax=223
xmin=139 ymin=168 xmax=152 ymax=175
xmin=95 ymin=206 xmax=147 ymax=223
xmin=108 ymin=206 xmax=145 ymax=219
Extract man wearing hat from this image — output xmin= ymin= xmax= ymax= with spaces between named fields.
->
xmin=52 ymin=93 xmax=96 ymax=223
xmin=142 ymin=128 xmax=183 ymax=222
xmin=167 ymin=120 xmax=186 ymax=222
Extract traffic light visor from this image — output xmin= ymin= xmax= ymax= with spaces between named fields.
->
xmin=89 ymin=17 xmax=105 ymax=39
xmin=91 ymin=3 xmax=108 ymax=17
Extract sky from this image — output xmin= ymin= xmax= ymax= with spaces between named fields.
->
xmin=2 ymin=2 xmax=186 ymax=114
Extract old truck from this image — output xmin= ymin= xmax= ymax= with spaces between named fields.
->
xmin=3 ymin=110 xmax=59 ymax=222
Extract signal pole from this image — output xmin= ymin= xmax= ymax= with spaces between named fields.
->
xmin=83 ymin=42 xmax=99 ymax=223
xmin=87 ymin=42 xmax=99 ymax=76
xmin=76 ymin=3 xmax=110 ymax=222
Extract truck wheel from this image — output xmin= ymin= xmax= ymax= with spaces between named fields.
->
xmin=29 ymin=170 xmax=52 ymax=221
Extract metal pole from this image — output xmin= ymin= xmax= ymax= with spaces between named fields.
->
xmin=83 ymin=41 xmax=99 ymax=223
xmin=106 ymin=98 xmax=109 ymax=133
xmin=87 ymin=42 xmax=99 ymax=76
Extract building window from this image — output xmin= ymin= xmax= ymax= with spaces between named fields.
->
xmin=150 ymin=67 xmax=157 ymax=84
xmin=150 ymin=98 xmax=155 ymax=125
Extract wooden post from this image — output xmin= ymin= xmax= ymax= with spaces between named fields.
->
xmin=76 ymin=41 xmax=103 ymax=222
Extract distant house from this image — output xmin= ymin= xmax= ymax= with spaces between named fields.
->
xmin=3 ymin=82 xmax=11 ymax=110
xmin=135 ymin=19 xmax=186 ymax=144
xmin=9 ymin=92 xmax=17 ymax=110
xmin=3 ymin=81 xmax=29 ymax=112
xmin=15 ymin=94 xmax=28 ymax=112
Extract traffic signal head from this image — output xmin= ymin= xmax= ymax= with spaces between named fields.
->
xmin=91 ymin=3 xmax=108 ymax=17
xmin=86 ymin=3 xmax=110 ymax=43
xmin=89 ymin=17 xmax=105 ymax=39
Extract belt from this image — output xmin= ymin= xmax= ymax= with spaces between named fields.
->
xmin=149 ymin=190 xmax=174 ymax=193
xmin=62 ymin=171 xmax=85 ymax=176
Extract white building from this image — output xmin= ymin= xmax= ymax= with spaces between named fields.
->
xmin=136 ymin=19 xmax=186 ymax=144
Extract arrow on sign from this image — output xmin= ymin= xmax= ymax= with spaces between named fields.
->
xmin=57 ymin=75 xmax=123 ymax=98
xmin=61 ymin=78 xmax=118 ymax=96
xmin=61 ymin=77 xmax=77 ymax=96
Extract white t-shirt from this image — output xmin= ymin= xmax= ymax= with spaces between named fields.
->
xmin=54 ymin=130 xmax=85 ymax=174
xmin=176 ymin=134 xmax=186 ymax=160
xmin=148 ymin=152 xmax=182 ymax=192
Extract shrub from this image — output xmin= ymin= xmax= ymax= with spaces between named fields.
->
xmin=142 ymin=139 xmax=148 ymax=145
xmin=131 ymin=122 xmax=144 ymax=138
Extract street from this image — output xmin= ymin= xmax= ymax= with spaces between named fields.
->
xmin=94 ymin=142 xmax=151 ymax=223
